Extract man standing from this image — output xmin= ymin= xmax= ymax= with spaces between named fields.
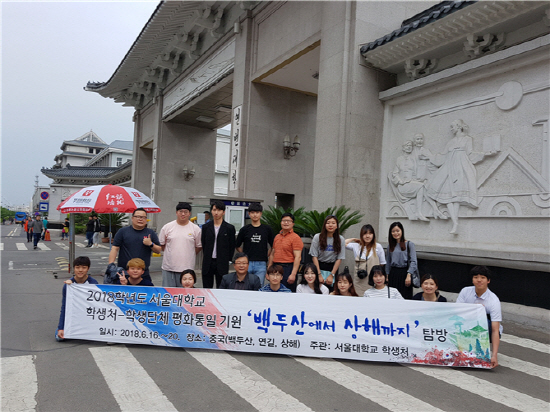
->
xmin=85 ymin=216 xmax=95 ymax=247
xmin=30 ymin=215 xmax=43 ymax=250
xmin=108 ymin=208 xmax=161 ymax=283
xmin=159 ymin=202 xmax=202 ymax=287
xmin=92 ymin=215 xmax=102 ymax=248
xmin=41 ymin=216 xmax=48 ymax=240
xmin=201 ymin=200 xmax=236 ymax=288
xmin=219 ymin=253 xmax=261 ymax=291
xmin=235 ymin=203 xmax=273 ymax=283
xmin=457 ymin=265 xmax=502 ymax=368
xmin=268 ymin=213 xmax=303 ymax=292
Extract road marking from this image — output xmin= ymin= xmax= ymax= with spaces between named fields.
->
xmin=55 ymin=242 xmax=69 ymax=250
xmin=294 ymin=357 xmax=442 ymax=412
xmin=499 ymin=354 xmax=550 ymax=380
xmin=502 ymin=334 xmax=549 ymax=354
xmin=16 ymin=243 xmax=27 ymax=250
xmin=75 ymin=242 xmax=86 ymax=247
xmin=408 ymin=365 xmax=549 ymax=411
xmin=1 ymin=355 xmax=38 ymax=412
xmin=9 ymin=261 xmax=13 ymax=270
xmin=187 ymin=350 xmax=312 ymax=411
xmin=37 ymin=243 xmax=51 ymax=251
xmin=89 ymin=346 xmax=177 ymax=412
xmin=0 ymin=243 xmax=3 ymax=250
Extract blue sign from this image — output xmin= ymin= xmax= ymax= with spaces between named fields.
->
xmin=39 ymin=202 xmax=49 ymax=212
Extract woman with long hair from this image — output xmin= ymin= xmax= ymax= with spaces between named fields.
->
xmin=386 ymin=221 xmax=417 ymax=299
xmin=297 ymin=263 xmax=329 ymax=295
xmin=345 ymin=224 xmax=386 ymax=296
xmin=412 ymin=274 xmax=447 ymax=302
xmin=309 ymin=215 xmax=346 ymax=291
xmin=330 ymin=269 xmax=359 ymax=296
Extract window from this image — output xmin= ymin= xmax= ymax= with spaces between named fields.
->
xmin=116 ymin=157 xmax=123 ymax=166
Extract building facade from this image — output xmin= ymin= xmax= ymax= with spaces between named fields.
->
xmin=86 ymin=1 xmax=550 ymax=307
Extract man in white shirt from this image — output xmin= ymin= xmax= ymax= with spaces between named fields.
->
xmin=159 ymin=202 xmax=202 ymax=287
xmin=456 ymin=265 xmax=502 ymax=368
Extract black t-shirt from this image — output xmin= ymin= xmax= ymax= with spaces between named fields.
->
xmin=112 ymin=226 xmax=160 ymax=281
xmin=235 ymin=224 xmax=274 ymax=261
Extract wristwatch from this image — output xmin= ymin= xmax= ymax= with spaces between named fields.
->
xmin=149 ymin=243 xmax=154 ymax=248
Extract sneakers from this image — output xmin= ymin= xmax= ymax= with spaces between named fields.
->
xmin=33 ymin=246 xmax=37 ymax=250
xmin=55 ymin=330 xmax=64 ymax=342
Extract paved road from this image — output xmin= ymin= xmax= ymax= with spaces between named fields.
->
xmin=1 ymin=226 xmax=549 ymax=411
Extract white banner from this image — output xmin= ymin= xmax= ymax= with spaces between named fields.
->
xmin=66 ymin=285 xmax=492 ymax=368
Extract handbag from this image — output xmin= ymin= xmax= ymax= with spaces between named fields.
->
xmin=406 ymin=241 xmax=420 ymax=288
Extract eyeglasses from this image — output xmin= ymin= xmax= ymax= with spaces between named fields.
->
xmin=234 ymin=261 xmax=249 ymax=266
xmin=133 ymin=215 xmax=147 ymax=220
xmin=281 ymin=220 xmax=293 ymax=223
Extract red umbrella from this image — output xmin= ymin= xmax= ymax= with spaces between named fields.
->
xmin=57 ymin=184 xmax=161 ymax=214
xmin=57 ymin=185 xmax=161 ymax=273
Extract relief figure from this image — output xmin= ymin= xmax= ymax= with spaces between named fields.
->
xmin=426 ymin=119 xmax=497 ymax=234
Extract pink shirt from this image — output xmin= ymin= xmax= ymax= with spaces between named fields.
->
xmin=159 ymin=220 xmax=202 ymax=272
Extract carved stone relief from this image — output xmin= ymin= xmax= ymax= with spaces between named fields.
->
xmin=388 ymin=118 xmax=550 ymax=233
xmin=463 ymin=32 xmax=506 ymax=59
xmin=389 ymin=120 xmax=498 ymax=234
xmin=404 ymin=59 xmax=438 ymax=80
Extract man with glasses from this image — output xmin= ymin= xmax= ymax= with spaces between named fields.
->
xmin=219 ymin=253 xmax=261 ymax=290
xmin=159 ymin=202 xmax=202 ymax=287
xmin=108 ymin=208 xmax=161 ymax=283
xmin=268 ymin=212 xmax=303 ymax=292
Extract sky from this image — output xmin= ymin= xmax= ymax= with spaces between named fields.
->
xmin=1 ymin=1 xmax=160 ymax=209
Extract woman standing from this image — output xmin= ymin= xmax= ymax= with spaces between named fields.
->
xmin=386 ymin=222 xmax=417 ymax=300
xmin=345 ymin=224 xmax=386 ymax=296
xmin=309 ymin=215 xmax=346 ymax=290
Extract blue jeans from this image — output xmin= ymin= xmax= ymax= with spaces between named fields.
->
xmin=33 ymin=233 xmax=41 ymax=247
xmin=248 ymin=261 xmax=267 ymax=284
xmin=86 ymin=231 xmax=94 ymax=246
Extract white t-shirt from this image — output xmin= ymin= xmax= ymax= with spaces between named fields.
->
xmin=346 ymin=242 xmax=386 ymax=265
xmin=363 ymin=286 xmax=403 ymax=299
xmin=159 ymin=220 xmax=202 ymax=272
xmin=296 ymin=284 xmax=329 ymax=295
xmin=457 ymin=286 xmax=503 ymax=333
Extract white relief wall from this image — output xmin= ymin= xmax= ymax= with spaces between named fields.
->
xmin=380 ymin=46 xmax=550 ymax=257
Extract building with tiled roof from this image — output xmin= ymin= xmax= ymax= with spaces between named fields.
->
xmin=53 ymin=130 xmax=108 ymax=168
xmin=84 ymin=140 xmax=133 ymax=167
xmin=39 ymin=131 xmax=134 ymax=223
xmin=84 ymin=1 xmax=550 ymax=308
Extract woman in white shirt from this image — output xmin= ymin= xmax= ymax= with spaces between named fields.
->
xmin=363 ymin=265 xmax=403 ymax=299
xmin=296 ymin=263 xmax=329 ymax=295
xmin=345 ymin=224 xmax=386 ymax=296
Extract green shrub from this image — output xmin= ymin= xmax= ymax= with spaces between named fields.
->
xmin=261 ymin=205 xmax=363 ymax=238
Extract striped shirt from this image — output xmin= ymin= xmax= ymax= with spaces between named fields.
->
xmin=363 ymin=286 xmax=403 ymax=299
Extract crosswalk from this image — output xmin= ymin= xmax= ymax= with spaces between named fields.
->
xmin=2 ymin=241 xmax=110 ymax=251
xmin=2 ymin=333 xmax=548 ymax=412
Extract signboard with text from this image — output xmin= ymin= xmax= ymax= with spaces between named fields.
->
xmin=66 ymin=285 xmax=492 ymax=368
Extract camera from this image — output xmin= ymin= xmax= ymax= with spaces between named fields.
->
xmin=357 ymin=269 xmax=368 ymax=279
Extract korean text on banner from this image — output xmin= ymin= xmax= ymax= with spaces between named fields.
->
xmin=65 ymin=285 xmax=492 ymax=368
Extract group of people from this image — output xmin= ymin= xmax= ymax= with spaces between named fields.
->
xmin=56 ymin=202 xmax=502 ymax=367
xmin=23 ymin=215 xmax=48 ymax=249
xmin=85 ymin=215 xmax=102 ymax=248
